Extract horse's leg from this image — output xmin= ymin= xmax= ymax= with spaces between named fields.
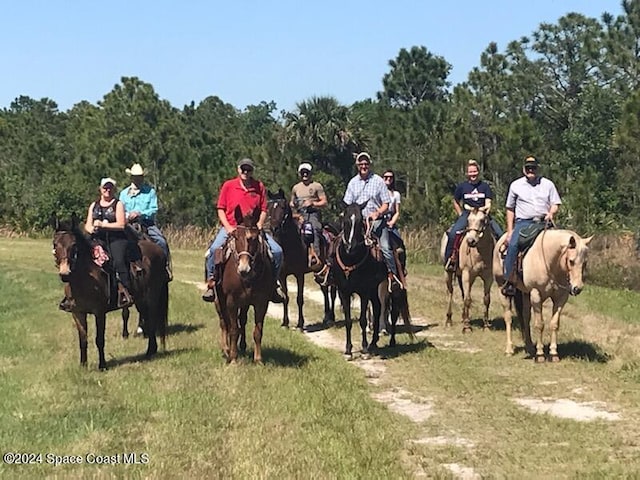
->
xmin=339 ymin=291 xmax=353 ymax=358
xmin=445 ymin=271 xmax=454 ymax=327
xmin=322 ymin=285 xmax=332 ymax=325
xmin=253 ymin=302 xmax=268 ymax=364
xmin=359 ymin=295 xmax=371 ymax=354
xmin=216 ymin=297 xmax=231 ymax=361
xmin=281 ymin=273 xmax=290 ymax=328
xmin=95 ymin=313 xmax=107 ymax=370
xmin=73 ymin=312 xmax=89 ymax=367
xmin=548 ymin=295 xmax=568 ymax=362
xmin=461 ymin=270 xmax=473 ymax=333
xmin=481 ymin=271 xmax=493 ymax=330
xmin=499 ymin=290 xmax=515 ymax=355
xmin=238 ymin=306 xmax=248 ymax=354
xmin=122 ymin=307 xmax=130 ymax=339
xmin=530 ymin=290 xmax=545 ymax=362
xmin=296 ymin=273 xmax=305 ymax=330
xmin=370 ymin=294 xmax=382 ymax=352
xmin=227 ymin=303 xmax=240 ymax=364
xmin=389 ymin=292 xmax=398 ymax=348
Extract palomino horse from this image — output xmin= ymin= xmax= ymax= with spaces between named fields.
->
xmin=331 ymin=203 xmax=389 ymax=358
xmin=52 ymin=216 xmax=169 ymax=370
xmin=267 ymin=190 xmax=336 ymax=329
xmin=213 ymin=208 xmax=273 ymax=364
xmin=440 ymin=208 xmax=494 ymax=332
xmin=493 ymin=228 xmax=593 ymax=361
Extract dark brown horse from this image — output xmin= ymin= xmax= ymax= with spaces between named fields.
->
xmin=331 ymin=203 xmax=388 ymax=358
xmin=267 ymin=190 xmax=336 ymax=330
xmin=213 ymin=209 xmax=273 ymax=364
xmin=52 ymin=215 xmax=169 ymax=370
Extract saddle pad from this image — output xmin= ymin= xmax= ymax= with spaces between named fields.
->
xmin=517 ymin=222 xmax=547 ymax=254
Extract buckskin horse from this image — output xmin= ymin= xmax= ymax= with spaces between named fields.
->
xmin=52 ymin=215 xmax=169 ymax=370
xmin=493 ymin=227 xmax=593 ymax=362
xmin=440 ymin=208 xmax=494 ymax=332
xmin=213 ymin=208 xmax=273 ymax=364
xmin=267 ymin=189 xmax=337 ymax=329
xmin=331 ymin=202 xmax=389 ymax=358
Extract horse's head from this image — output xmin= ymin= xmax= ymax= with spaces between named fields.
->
xmin=340 ymin=202 xmax=367 ymax=254
xmin=230 ymin=206 xmax=263 ymax=277
xmin=564 ymin=234 xmax=593 ymax=296
xmin=52 ymin=214 xmax=85 ymax=281
xmin=267 ymin=189 xmax=290 ymax=234
xmin=465 ymin=208 xmax=489 ymax=247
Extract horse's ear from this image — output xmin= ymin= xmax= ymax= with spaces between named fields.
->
xmin=71 ymin=213 xmax=80 ymax=230
xmin=358 ymin=201 xmax=368 ymax=211
xmin=48 ymin=212 xmax=59 ymax=230
xmin=252 ymin=208 xmax=261 ymax=226
xmin=340 ymin=200 xmax=348 ymax=210
xmin=568 ymin=236 xmax=577 ymax=249
xmin=233 ymin=206 xmax=244 ymax=226
xmin=278 ymin=188 xmax=285 ymax=198
xmin=267 ymin=190 xmax=275 ymax=200
xmin=583 ymin=235 xmax=594 ymax=247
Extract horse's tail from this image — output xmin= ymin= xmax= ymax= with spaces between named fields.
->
xmin=395 ymin=288 xmax=415 ymax=341
xmin=456 ymin=274 xmax=464 ymax=299
xmin=158 ymin=280 xmax=169 ymax=350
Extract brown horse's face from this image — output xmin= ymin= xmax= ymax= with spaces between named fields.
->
xmin=465 ymin=209 xmax=489 ymax=247
xmin=232 ymin=226 xmax=262 ymax=277
xmin=564 ymin=235 xmax=593 ymax=296
xmin=53 ymin=231 xmax=79 ymax=281
xmin=267 ymin=198 xmax=289 ymax=234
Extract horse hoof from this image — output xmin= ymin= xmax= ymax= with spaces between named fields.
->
xmin=389 ymin=338 xmax=396 ymax=348
xmin=550 ymin=355 xmax=560 ymax=363
xmin=280 ymin=323 xmax=289 ymax=329
xmin=462 ymin=327 xmax=472 ymax=334
xmin=361 ymin=352 xmax=370 ymax=360
xmin=535 ymin=355 xmax=546 ymax=363
xmin=344 ymin=353 xmax=353 ymax=361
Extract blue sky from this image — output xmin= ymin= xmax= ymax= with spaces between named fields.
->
xmin=2 ymin=1 xmax=620 ymax=112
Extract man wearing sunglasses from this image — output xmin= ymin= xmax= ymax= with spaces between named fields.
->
xmin=290 ymin=162 xmax=327 ymax=268
xmin=202 ymin=158 xmax=284 ymax=303
xmin=501 ymin=156 xmax=562 ymax=296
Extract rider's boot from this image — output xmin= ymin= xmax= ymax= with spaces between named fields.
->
xmin=58 ymin=296 xmax=75 ymax=312
xmin=270 ymin=279 xmax=286 ymax=304
xmin=117 ymin=283 xmax=135 ymax=308
xmin=202 ymin=277 xmax=216 ymax=302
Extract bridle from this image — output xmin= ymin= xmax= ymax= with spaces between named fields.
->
xmin=228 ymin=226 xmax=259 ymax=264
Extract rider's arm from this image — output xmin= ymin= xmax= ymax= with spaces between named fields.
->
xmin=388 ymin=202 xmax=400 ymax=227
xmin=453 ymin=198 xmax=463 ymax=216
xmin=506 ymin=208 xmax=515 ymax=241
xmin=480 ymin=198 xmax=492 ymax=214
xmin=139 ymin=188 xmax=159 ymax=220
xmin=218 ymin=208 xmax=235 ymax=233
xmin=371 ymin=202 xmax=388 ymax=220
xmin=84 ymin=203 xmax=95 ymax=234
xmin=546 ymin=203 xmax=559 ymax=222
xmin=257 ymin=210 xmax=267 ymax=230
xmin=313 ymin=192 xmax=327 ymax=209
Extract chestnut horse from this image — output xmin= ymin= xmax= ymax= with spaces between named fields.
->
xmin=267 ymin=190 xmax=336 ymax=330
xmin=213 ymin=209 xmax=273 ymax=364
xmin=440 ymin=208 xmax=494 ymax=332
xmin=493 ymin=228 xmax=593 ymax=362
xmin=52 ymin=216 xmax=169 ymax=370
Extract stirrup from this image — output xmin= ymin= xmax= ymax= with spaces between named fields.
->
xmin=387 ymin=273 xmax=405 ymax=292
xmin=118 ymin=289 xmax=134 ymax=308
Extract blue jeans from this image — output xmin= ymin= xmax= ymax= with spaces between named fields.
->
xmin=146 ymin=225 xmax=170 ymax=259
xmin=503 ymin=219 xmax=534 ymax=280
xmin=490 ymin=218 xmax=504 ymax=239
xmin=205 ymin=228 xmax=282 ymax=279
xmin=444 ymin=211 xmax=469 ymax=265
xmin=372 ymin=219 xmax=397 ymax=276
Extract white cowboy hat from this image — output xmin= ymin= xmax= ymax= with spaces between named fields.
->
xmin=298 ymin=162 xmax=313 ymax=173
xmin=125 ymin=163 xmax=145 ymax=176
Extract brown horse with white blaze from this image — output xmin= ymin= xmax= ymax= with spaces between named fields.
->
xmin=493 ymin=228 xmax=593 ymax=362
xmin=440 ymin=208 xmax=494 ymax=332
xmin=52 ymin=215 xmax=169 ymax=370
xmin=213 ymin=208 xmax=273 ymax=364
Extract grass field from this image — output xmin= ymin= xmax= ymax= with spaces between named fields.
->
xmin=1 ymin=237 xmax=639 ymax=479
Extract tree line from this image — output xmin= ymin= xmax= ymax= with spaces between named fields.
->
xmin=1 ymin=1 xmax=639 ymax=235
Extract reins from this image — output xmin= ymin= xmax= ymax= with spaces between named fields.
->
xmin=538 ymin=225 xmax=572 ymax=293
xmin=335 ymin=239 xmax=370 ymax=277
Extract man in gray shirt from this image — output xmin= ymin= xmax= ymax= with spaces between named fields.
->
xmin=502 ymin=156 xmax=562 ymax=296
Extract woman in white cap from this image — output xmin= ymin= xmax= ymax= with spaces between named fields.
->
xmin=85 ymin=177 xmax=134 ymax=307
xmin=290 ymin=162 xmax=327 ymax=267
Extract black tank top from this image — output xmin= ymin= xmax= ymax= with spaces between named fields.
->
xmin=92 ymin=199 xmax=126 ymax=241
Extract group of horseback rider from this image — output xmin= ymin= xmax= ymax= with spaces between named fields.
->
xmin=443 ymin=155 xmax=562 ymax=297
xmin=58 ymin=152 xmax=561 ymax=312
xmin=201 ymin=152 xmax=406 ymax=303
xmin=58 ymin=163 xmax=172 ymax=312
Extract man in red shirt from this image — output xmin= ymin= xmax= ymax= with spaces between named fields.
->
xmin=203 ymin=158 xmax=284 ymax=302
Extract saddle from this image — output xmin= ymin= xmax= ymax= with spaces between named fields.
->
xmin=91 ymin=238 xmax=142 ymax=309
xmin=499 ymin=221 xmax=551 ymax=277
